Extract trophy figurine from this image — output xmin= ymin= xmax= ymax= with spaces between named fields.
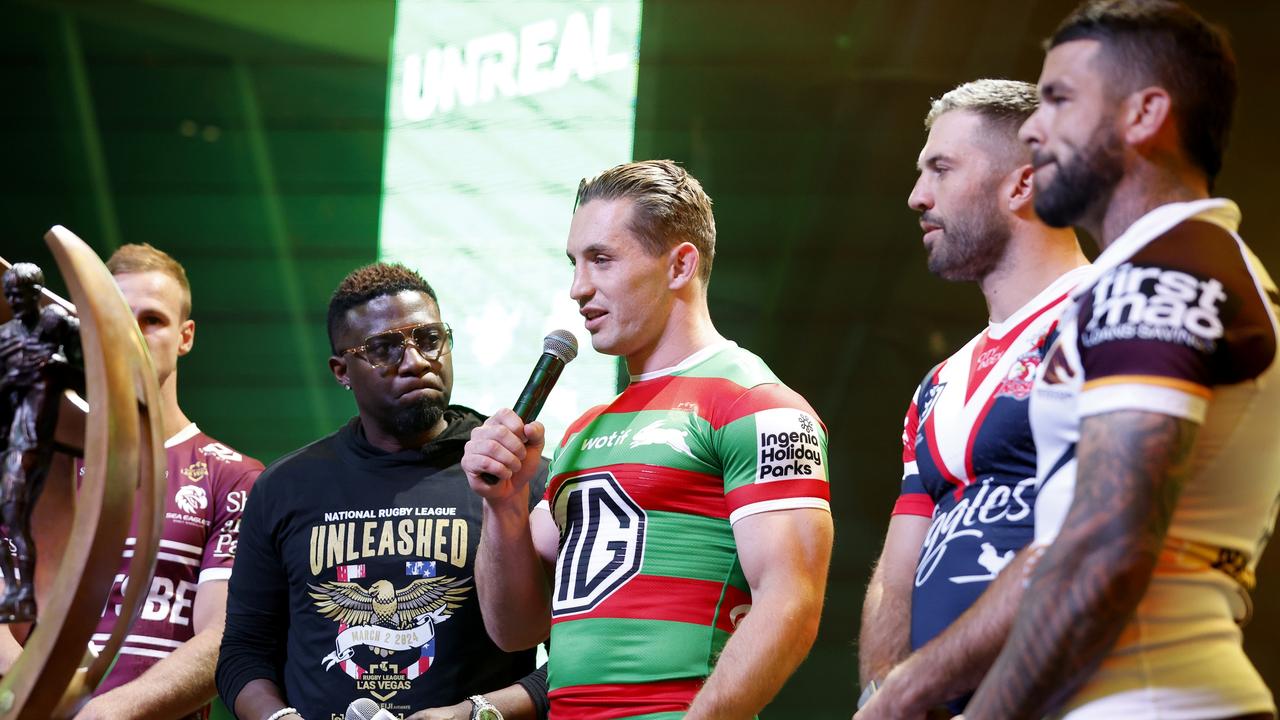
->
xmin=0 ymin=263 xmax=82 ymax=623
xmin=0 ymin=226 xmax=166 ymax=720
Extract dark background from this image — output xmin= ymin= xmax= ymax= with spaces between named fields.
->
xmin=4 ymin=1 xmax=1277 ymax=716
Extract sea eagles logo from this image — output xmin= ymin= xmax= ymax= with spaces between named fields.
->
xmin=311 ymin=575 xmax=470 ymax=668
xmin=629 ymin=420 xmax=697 ymax=459
xmin=180 ymin=461 xmax=208 ymax=483
xmin=174 ymin=485 xmax=208 ymax=514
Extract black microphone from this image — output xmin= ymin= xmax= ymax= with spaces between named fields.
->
xmin=482 ymin=329 xmax=578 ymax=484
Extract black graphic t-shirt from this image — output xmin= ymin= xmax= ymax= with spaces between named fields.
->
xmin=216 ymin=408 xmax=548 ymax=720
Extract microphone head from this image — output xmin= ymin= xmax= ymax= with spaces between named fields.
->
xmin=346 ymin=697 xmax=381 ymax=720
xmin=543 ymin=329 xmax=578 ymax=364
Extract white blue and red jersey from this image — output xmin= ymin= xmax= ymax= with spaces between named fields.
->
xmin=895 ymin=266 xmax=1091 ymax=651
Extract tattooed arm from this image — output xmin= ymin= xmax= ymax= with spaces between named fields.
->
xmin=961 ymin=410 xmax=1197 ymax=720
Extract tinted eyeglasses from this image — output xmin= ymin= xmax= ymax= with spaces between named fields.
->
xmin=340 ymin=322 xmax=453 ymax=368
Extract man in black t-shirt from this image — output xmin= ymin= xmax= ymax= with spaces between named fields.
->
xmin=217 ymin=263 xmax=548 ymax=720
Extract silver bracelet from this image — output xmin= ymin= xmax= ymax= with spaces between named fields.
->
xmin=265 ymin=708 xmax=300 ymax=720
xmin=857 ymin=681 xmax=878 ymax=710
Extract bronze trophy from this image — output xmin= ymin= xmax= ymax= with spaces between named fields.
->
xmin=0 ymin=261 xmax=81 ymax=623
xmin=0 ymin=226 xmax=166 ymax=719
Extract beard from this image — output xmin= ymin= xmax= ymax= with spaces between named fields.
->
xmin=924 ymin=192 xmax=1012 ymax=282
xmin=392 ymin=393 xmax=448 ymax=437
xmin=1033 ymin=119 xmax=1125 ymax=229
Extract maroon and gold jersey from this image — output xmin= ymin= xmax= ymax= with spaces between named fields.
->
xmin=1032 ymin=199 xmax=1279 ymax=718
xmin=89 ymin=424 xmax=261 ymax=711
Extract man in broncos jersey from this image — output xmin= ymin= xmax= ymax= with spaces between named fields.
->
xmin=87 ymin=243 xmax=262 ymax=719
xmin=856 ymin=79 xmax=1088 ymax=719
xmin=464 ymin=159 xmax=834 ymax=719
xmin=964 ymin=2 xmax=1279 ymax=719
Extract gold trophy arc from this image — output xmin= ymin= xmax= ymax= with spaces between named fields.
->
xmin=0 ymin=226 xmax=166 ymax=719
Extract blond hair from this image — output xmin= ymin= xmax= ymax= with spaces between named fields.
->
xmin=106 ymin=243 xmax=192 ymax=320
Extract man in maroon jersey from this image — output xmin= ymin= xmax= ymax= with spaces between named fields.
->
xmin=77 ymin=243 xmax=262 ymax=719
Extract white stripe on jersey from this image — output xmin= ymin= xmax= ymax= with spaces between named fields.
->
xmin=122 ymin=550 xmax=201 ymax=567
xmin=117 ymin=647 xmax=173 ymax=659
xmin=729 ymin=497 xmax=831 ymax=525
xmin=199 ymin=567 xmax=231 ymax=584
xmin=160 ymin=539 xmax=203 ymax=555
xmin=91 ymin=633 xmax=184 ymax=648
xmin=124 ymin=537 xmax=203 ymax=556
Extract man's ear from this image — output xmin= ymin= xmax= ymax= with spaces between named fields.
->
xmin=329 ymin=354 xmax=351 ymax=390
xmin=668 ymin=242 xmax=701 ymax=290
xmin=1007 ymin=164 xmax=1036 ymax=214
xmin=177 ymin=319 xmax=195 ymax=357
xmin=1123 ymin=86 xmax=1172 ymax=147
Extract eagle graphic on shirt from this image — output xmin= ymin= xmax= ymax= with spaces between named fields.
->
xmin=311 ymin=575 xmax=470 ymax=666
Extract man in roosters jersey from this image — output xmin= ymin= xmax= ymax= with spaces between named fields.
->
xmin=856 ymin=80 xmax=1088 ymax=718
xmin=465 ymin=160 xmax=833 ymax=719
xmin=966 ymin=4 xmax=1277 ymax=719
xmin=92 ymin=244 xmax=262 ymax=720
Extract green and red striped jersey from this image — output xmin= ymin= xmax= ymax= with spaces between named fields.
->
xmin=540 ymin=341 xmax=830 ymax=719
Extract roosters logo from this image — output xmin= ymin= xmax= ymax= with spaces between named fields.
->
xmin=995 ymin=341 xmax=1046 ymax=400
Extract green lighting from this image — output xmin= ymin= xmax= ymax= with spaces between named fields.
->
xmin=380 ymin=0 xmax=642 ymax=442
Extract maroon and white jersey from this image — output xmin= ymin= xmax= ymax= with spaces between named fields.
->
xmin=89 ymin=424 xmax=262 ymax=707
xmin=1031 ymin=199 xmax=1279 ymax=718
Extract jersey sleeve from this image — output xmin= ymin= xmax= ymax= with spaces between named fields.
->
xmin=1075 ymin=220 xmax=1277 ymax=423
xmin=216 ymin=467 xmax=291 ymax=706
xmin=200 ymin=454 xmax=264 ymax=584
xmin=893 ymin=382 xmax=934 ymax=518
xmin=715 ymin=383 xmax=830 ymax=525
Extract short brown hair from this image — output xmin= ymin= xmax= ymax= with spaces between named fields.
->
xmin=1048 ymin=0 xmax=1236 ymax=183
xmin=575 ymin=160 xmax=716 ymax=285
xmin=107 ymin=243 xmax=192 ymax=320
